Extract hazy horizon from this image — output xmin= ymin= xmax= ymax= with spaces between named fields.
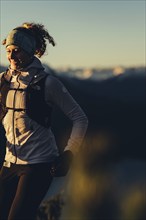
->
xmin=0 ymin=0 xmax=145 ymax=69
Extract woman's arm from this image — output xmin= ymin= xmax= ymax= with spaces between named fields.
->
xmin=45 ymin=75 xmax=88 ymax=155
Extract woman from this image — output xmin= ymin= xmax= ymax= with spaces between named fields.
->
xmin=0 ymin=22 xmax=88 ymax=220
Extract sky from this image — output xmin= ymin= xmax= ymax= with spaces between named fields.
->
xmin=0 ymin=0 xmax=145 ymax=69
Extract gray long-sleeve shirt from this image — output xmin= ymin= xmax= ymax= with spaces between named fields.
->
xmin=0 ymin=57 xmax=88 ymax=165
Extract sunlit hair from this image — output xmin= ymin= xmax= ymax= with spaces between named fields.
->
xmin=2 ymin=22 xmax=56 ymax=58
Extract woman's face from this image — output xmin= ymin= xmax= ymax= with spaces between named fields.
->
xmin=6 ymin=45 xmax=32 ymax=70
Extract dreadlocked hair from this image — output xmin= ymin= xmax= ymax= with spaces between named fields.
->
xmin=2 ymin=22 xmax=56 ymax=58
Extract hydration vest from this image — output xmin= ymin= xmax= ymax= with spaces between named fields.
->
xmin=0 ymin=71 xmax=52 ymax=128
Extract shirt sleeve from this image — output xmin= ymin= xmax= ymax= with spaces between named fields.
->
xmin=44 ymin=75 xmax=88 ymax=154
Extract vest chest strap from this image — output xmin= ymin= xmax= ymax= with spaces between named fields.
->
xmin=6 ymin=107 xmax=27 ymax=112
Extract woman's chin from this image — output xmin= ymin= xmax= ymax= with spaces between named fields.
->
xmin=10 ymin=63 xmax=20 ymax=70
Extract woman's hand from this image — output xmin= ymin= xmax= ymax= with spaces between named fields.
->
xmin=50 ymin=150 xmax=73 ymax=177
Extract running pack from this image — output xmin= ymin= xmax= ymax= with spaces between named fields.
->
xmin=0 ymin=71 xmax=52 ymax=127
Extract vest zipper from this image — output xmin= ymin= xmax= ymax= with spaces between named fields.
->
xmin=12 ymin=72 xmax=21 ymax=164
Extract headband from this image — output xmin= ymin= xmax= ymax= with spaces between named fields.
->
xmin=6 ymin=29 xmax=36 ymax=55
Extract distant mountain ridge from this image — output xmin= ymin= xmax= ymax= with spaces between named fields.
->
xmin=0 ymin=65 xmax=7 ymax=72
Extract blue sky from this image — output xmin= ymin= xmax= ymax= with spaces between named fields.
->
xmin=0 ymin=0 xmax=145 ymax=68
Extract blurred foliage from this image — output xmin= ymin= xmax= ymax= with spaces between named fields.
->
xmin=60 ymin=132 xmax=146 ymax=220
xmin=37 ymin=131 xmax=146 ymax=220
xmin=37 ymin=193 xmax=64 ymax=220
